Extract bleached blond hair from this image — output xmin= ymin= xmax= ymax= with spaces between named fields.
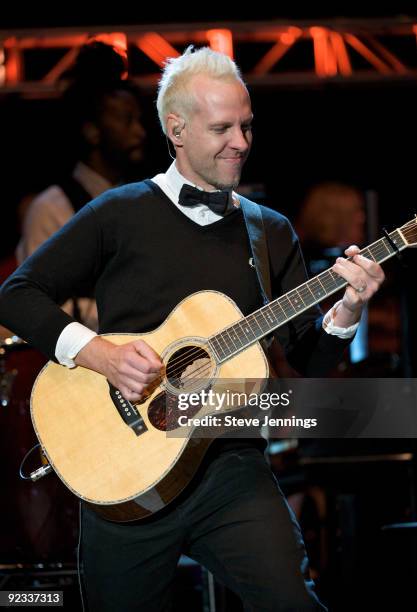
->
xmin=156 ymin=46 xmax=245 ymax=134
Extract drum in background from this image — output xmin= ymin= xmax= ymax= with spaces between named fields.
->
xmin=0 ymin=338 xmax=79 ymax=564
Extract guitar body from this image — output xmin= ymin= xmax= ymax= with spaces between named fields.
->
xmin=30 ymin=290 xmax=268 ymax=522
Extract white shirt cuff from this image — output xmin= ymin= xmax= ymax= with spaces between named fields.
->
xmin=322 ymin=301 xmax=360 ymax=339
xmin=55 ymin=322 xmax=98 ymax=367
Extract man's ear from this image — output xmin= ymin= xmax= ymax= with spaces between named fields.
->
xmin=166 ymin=114 xmax=185 ymax=147
xmin=82 ymin=122 xmax=100 ymax=147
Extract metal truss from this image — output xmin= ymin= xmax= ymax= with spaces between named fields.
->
xmin=1 ymin=18 xmax=417 ymax=96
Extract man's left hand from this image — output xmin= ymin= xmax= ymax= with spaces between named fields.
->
xmin=331 ymin=244 xmax=385 ymax=326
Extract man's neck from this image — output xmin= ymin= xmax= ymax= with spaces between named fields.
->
xmin=174 ymin=159 xmax=218 ymax=192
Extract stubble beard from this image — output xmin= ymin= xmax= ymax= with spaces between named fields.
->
xmin=207 ymin=165 xmax=243 ymax=191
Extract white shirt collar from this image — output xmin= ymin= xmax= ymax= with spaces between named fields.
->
xmin=165 ymin=161 xmax=194 ymax=201
xmin=152 ymin=161 xmax=239 ymax=212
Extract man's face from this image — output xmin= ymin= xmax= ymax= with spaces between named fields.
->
xmin=176 ymin=75 xmax=253 ymax=190
xmin=97 ymin=90 xmax=146 ymax=168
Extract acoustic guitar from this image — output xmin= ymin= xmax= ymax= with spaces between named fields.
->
xmin=30 ymin=218 xmax=417 ymax=521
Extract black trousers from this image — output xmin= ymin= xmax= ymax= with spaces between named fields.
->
xmin=79 ymin=446 xmax=327 ymax=612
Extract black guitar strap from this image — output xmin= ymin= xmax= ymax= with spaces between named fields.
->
xmin=238 ymin=195 xmax=272 ymax=305
xmin=238 ymin=195 xmax=275 ymax=350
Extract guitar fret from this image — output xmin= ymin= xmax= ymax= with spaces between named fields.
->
xmin=328 ymin=270 xmax=339 ymax=285
xmin=210 ymin=338 xmax=224 ymax=360
xmin=214 ymin=334 xmax=229 ymax=358
xmin=235 ymin=321 xmax=249 ymax=344
xmin=272 ymin=299 xmax=287 ymax=320
xmin=316 ymin=276 xmax=327 ymax=293
xmin=280 ymin=296 xmax=296 ymax=316
xmin=209 ymin=338 xmax=222 ymax=361
xmin=362 ymin=247 xmax=376 ymax=262
xmin=258 ymin=310 xmax=271 ymax=329
xmin=391 ymin=230 xmax=405 ymax=249
xmin=398 ymin=232 xmax=406 ymax=246
xmin=305 ymin=282 xmax=317 ymax=302
xmin=269 ymin=304 xmax=286 ymax=326
xmin=287 ymin=290 xmax=304 ymax=312
xmin=225 ymin=326 xmax=243 ymax=350
xmin=308 ymin=278 xmax=326 ymax=300
xmin=297 ymin=285 xmax=314 ymax=305
xmin=248 ymin=313 xmax=265 ymax=334
xmin=263 ymin=306 xmax=278 ymax=325
xmin=236 ymin=323 xmax=249 ymax=346
xmin=331 ymin=272 xmax=345 ymax=290
xmin=296 ymin=290 xmax=307 ymax=307
xmin=240 ymin=321 xmax=257 ymax=342
xmin=252 ymin=315 xmax=270 ymax=338
xmin=381 ymin=239 xmax=393 ymax=255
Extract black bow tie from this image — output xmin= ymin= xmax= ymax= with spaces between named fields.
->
xmin=178 ymin=184 xmax=230 ymax=215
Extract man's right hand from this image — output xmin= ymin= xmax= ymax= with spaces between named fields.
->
xmin=74 ymin=336 xmax=163 ymax=402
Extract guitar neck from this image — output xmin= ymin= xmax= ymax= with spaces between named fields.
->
xmin=208 ymin=227 xmax=408 ymax=363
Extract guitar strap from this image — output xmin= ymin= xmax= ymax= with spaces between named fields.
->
xmin=238 ymin=196 xmax=274 ymax=350
xmin=238 ymin=195 xmax=272 ymax=305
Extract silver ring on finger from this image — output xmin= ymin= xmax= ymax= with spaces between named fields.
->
xmin=354 ymin=282 xmax=367 ymax=293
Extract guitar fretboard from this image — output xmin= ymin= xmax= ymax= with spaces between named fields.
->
xmin=208 ymin=229 xmax=406 ymax=363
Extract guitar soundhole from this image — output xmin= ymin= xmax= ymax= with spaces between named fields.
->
xmin=147 ymin=390 xmax=201 ymax=432
xmin=165 ymin=345 xmax=212 ymax=390
xmin=146 ymin=344 xmax=211 ymax=432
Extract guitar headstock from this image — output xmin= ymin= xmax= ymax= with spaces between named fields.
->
xmin=399 ymin=216 xmax=417 ymax=247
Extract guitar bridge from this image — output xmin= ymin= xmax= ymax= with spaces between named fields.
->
xmin=107 ymin=381 xmax=147 ymax=436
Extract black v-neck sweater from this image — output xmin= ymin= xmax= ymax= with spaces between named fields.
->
xmin=0 ymin=180 xmax=350 ymax=375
